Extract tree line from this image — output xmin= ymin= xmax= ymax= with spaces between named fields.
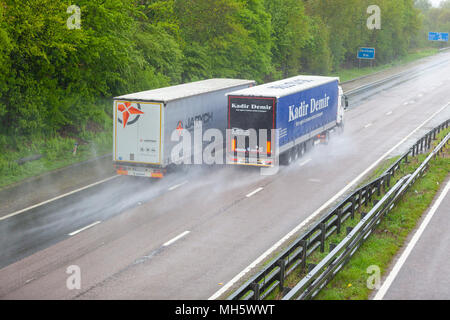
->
xmin=0 ymin=0 xmax=448 ymax=143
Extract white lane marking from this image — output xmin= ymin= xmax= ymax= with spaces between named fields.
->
xmin=386 ymin=111 xmax=393 ymax=116
xmin=308 ymin=179 xmax=321 ymax=183
xmin=299 ymin=158 xmax=312 ymax=167
xmin=208 ymin=101 xmax=450 ymax=300
xmin=68 ymin=221 xmax=102 ymax=236
xmin=0 ymin=175 xmax=120 ymax=222
xmin=364 ymin=123 xmax=373 ymax=128
xmin=374 ymin=180 xmax=450 ymax=300
xmin=168 ymin=181 xmax=188 ymax=191
xmin=246 ymin=187 xmax=264 ymax=198
xmin=163 ymin=231 xmax=190 ymax=247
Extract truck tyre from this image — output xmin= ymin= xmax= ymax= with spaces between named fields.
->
xmin=300 ymin=144 xmax=306 ymax=157
xmin=287 ymin=150 xmax=293 ymax=165
xmin=294 ymin=146 xmax=299 ymax=161
xmin=281 ymin=149 xmax=293 ymax=166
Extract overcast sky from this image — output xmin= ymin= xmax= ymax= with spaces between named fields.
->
xmin=430 ymin=0 xmax=442 ymax=7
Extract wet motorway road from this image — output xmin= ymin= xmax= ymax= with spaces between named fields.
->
xmin=1 ymin=51 xmax=450 ymax=299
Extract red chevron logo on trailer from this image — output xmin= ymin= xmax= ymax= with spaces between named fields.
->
xmin=118 ymin=102 xmax=144 ymax=128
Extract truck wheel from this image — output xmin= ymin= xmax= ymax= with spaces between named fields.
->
xmin=281 ymin=150 xmax=293 ymax=166
xmin=300 ymin=144 xmax=306 ymax=157
xmin=287 ymin=150 xmax=293 ymax=165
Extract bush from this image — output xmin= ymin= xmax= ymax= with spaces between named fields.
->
xmin=43 ymin=137 xmax=76 ymax=161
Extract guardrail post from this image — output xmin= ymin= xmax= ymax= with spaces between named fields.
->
xmin=377 ymin=179 xmax=382 ymax=197
xmin=277 ymin=260 xmax=286 ymax=292
xmin=300 ymin=240 xmax=308 ymax=271
xmin=433 ymin=129 xmax=437 ymax=140
xmin=358 ymin=189 xmax=363 ymax=212
xmin=387 ymin=172 xmax=391 ymax=188
xmin=251 ymin=282 xmax=260 ymax=300
xmin=320 ymin=223 xmax=326 ymax=253
xmin=329 ymin=243 xmax=337 ymax=251
xmin=337 ymin=209 xmax=342 ymax=234
xmin=351 ymin=195 xmax=356 ymax=220
xmin=364 ymin=186 xmax=369 ymax=206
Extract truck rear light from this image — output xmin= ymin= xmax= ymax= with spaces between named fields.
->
xmin=151 ymin=172 xmax=163 ymax=179
xmin=231 ymin=138 xmax=236 ymax=152
xmin=117 ymin=170 xmax=128 ymax=175
xmin=267 ymin=141 xmax=271 ymax=155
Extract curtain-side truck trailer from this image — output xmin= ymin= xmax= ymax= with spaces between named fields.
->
xmin=226 ymin=75 xmax=348 ymax=167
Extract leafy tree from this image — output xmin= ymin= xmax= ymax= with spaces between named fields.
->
xmin=265 ymin=0 xmax=310 ymax=78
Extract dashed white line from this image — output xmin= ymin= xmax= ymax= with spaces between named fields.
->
xmin=386 ymin=111 xmax=393 ymax=116
xmin=68 ymin=221 xmax=102 ymax=236
xmin=246 ymin=187 xmax=264 ymax=198
xmin=163 ymin=231 xmax=190 ymax=247
xmin=364 ymin=123 xmax=373 ymax=128
xmin=299 ymin=158 xmax=312 ymax=167
xmin=168 ymin=181 xmax=188 ymax=191
xmin=208 ymin=101 xmax=450 ymax=300
xmin=374 ymin=180 xmax=450 ymax=300
xmin=0 ymin=175 xmax=120 ymax=222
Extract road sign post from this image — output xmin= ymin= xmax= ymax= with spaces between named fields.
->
xmin=357 ymin=47 xmax=376 ymax=68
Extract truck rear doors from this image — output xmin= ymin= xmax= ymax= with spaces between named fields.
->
xmin=228 ymin=96 xmax=276 ymax=166
xmin=114 ymin=100 xmax=162 ymax=167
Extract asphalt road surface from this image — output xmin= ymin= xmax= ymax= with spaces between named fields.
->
xmin=377 ymin=179 xmax=450 ymax=300
xmin=1 ymin=51 xmax=450 ymax=299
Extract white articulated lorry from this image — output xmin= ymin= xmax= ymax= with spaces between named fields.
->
xmin=113 ymin=79 xmax=256 ymax=178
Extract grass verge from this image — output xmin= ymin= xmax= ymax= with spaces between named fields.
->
xmin=334 ymin=48 xmax=440 ymax=83
xmin=0 ymin=121 xmax=112 ymax=189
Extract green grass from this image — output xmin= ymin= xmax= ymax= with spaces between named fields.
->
xmin=0 ymin=123 xmax=112 ymax=189
xmin=333 ymin=48 xmax=440 ymax=83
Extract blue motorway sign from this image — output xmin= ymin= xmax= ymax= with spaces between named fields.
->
xmin=357 ymin=47 xmax=376 ymax=60
xmin=428 ymin=32 xmax=449 ymax=42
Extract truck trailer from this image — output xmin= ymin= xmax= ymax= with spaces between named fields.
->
xmin=113 ymin=78 xmax=256 ymax=178
xmin=226 ymin=75 xmax=348 ymax=167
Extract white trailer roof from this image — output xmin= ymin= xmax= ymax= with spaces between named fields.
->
xmin=114 ymin=78 xmax=256 ymax=103
xmin=227 ymin=75 xmax=339 ymax=99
